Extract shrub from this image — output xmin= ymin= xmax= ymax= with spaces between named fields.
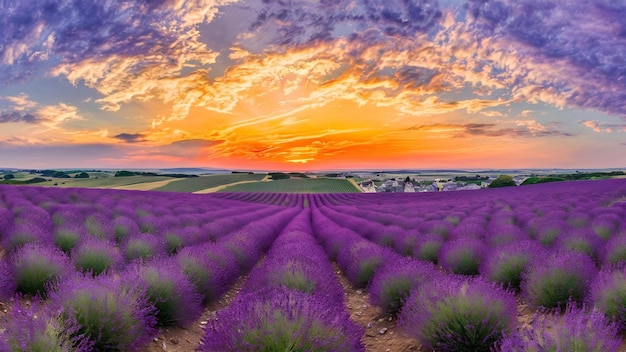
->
xmin=200 ymin=287 xmax=364 ymax=352
xmin=369 ymin=259 xmax=436 ymax=315
xmin=602 ymin=234 xmax=626 ymax=269
xmin=489 ymin=175 xmax=516 ymax=188
xmin=132 ymin=259 xmax=203 ymax=327
xmin=11 ymin=243 xmax=72 ymax=297
xmin=0 ymin=299 xmax=82 ymax=352
xmin=414 ymin=235 xmax=444 ymax=263
xmin=72 ymin=238 xmax=122 ymax=276
xmin=524 ymin=251 xmax=597 ymax=310
xmin=2 ymin=223 xmax=47 ymax=252
xmin=497 ymin=303 xmax=620 ymax=352
xmin=53 ymin=226 xmax=82 ymax=254
xmin=439 ymin=238 xmax=486 ymax=275
xmin=399 ymin=275 xmax=517 ymax=352
xmin=124 ymin=233 xmax=163 ymax=262
xmin=164 ymin=232 xmax=184 ymax=255
xmin=481 ymin=240 xmax=545 ymax=291
xmin=590 ymin=269 xmax=626 ymax=330
xmin=177 ymin=245 xmax=232 ymax=304
xmin=113 ymin=216 xmax=139 ymax=243
xmin=51 ymin=273 xmax=157 ymax=351
xmin=83 ymin=213 xmax=112 ymax=240
xmin=339 ymin=242 xmax=398 ymax=288
xmin=557 ymin=228 xmax=601 ymax=261
xmin=527 ymin=218 xmax=568 ymax=247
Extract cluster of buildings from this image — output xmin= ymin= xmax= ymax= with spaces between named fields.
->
xmin=359 ymin=178 xmax=493 ymax=193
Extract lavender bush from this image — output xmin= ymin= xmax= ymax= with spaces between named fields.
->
xmin=10 ymin=243 xmax=72 ymax=297
xmin=50 ymin=273 xmax=157 ymax=351
xmin=369 ymin=259 xmax=437 ymax=315
xmin=481 ymin=240 xmax=544 ymax=291
xmin=53 ymin=226 xmax=83 ymax=254
xmin=72 ymin=238 xmax=122 ymax=276
xmin=439 ymin=237 xmax=487 ymax=275
xmin=131 ymin=258 xmax=203 ymax=327
xmin=590 ymin=269 xmax=626 ymax=330
xmin=414 ymin=234 xmax=444 ymax=264
xmin=200 ymin=287 xmax=364 ymax=352
xmin=602 ymin=233 xmax=626 ymax=269
xmin=0 ymin=299 xmax=82 ymax=352
xmin=399 ymin=275 xmax=517 ymax=352
xmin=177 ymin=244 xmax=233 ymax=303
xmin=497 ymin=303 xmax=621 ymax=352
xmin=524 ymin=251 xmax=597 ymax=309
xmin=124 ymin=233 xmax=163 ymax=262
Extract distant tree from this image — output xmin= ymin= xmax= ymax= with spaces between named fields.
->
xmin=488 ymin=175 xmax=516 ymax=188
xmin=115 ymin=170 xmax=136 ymax=177
xmin=74 ymin=172 xmax=90 ymax=179
xmin=269 ymin=172 xmax=290 ymax=180
xmin=3 ymin=174 xmax=15 ymax=180
xmin=52 ymin=171 xmax=70 ymax=178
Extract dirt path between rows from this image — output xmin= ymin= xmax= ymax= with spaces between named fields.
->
xmin=333 ymin=264 xmax=421 ymax=352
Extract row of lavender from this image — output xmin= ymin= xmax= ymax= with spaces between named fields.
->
xmin=0 ymin=185 xmax=302 ymax=351
xmin=201 ymin=208 xmax=363 ymax=351
xmin=305 ymin=180 xmax=626 ymax=351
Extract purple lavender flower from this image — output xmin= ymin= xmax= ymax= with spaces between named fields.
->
xmin=200 ymin=287 xmax=364 ymax=352
xmin=484 ymin=224 xmax=529 ymax=246
xmin=0 ymin=259 xmax=16 ymax=300
xmin=439 ymin=237 xmax=487 ymax=275
xmin=177 ymin=244 xmax=233 ymax=303
xmin=72 ymin=237 xmax=123 ymax=276
xmin=130 ymin=258 xmax=203 ymax=327
xmin=369 ymin=258 xmax=437 ymax=315
xmin=602 ymin=233 xmax=626 ymax=269
xmin=524 ymin=250 xmax=598 ymax=309
xmin=0 ymin=298 xmax=85 ymax=352
xmin=112 ymin=216 xmax=140 ymax=243
xmin=338 ymin=241 xmax=400 ymax=288
xmin=50 ymin=273 xmax=157 ymax=351
xmin=9 ymin=243 xmax=73 ymax=297
xmin=590 ymin=269 xmax=626 ymax=330
xmin=480 ymin=240 xmax=545 ymax=291
xmin=399 ymin=275 xmax=517 ymax=352
xmin=123 ymin=233 xmax=164 ymax=262
xmin=497 ymin=303 xmax=621 ymax=352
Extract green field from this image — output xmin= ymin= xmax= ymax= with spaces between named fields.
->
xmin=42 ymin=175 xmax=172 ymax=188
xmin=218 ymin=178 xmax=361 ymax=193
xmin=152 ymin=174 xmax=266 ymax=192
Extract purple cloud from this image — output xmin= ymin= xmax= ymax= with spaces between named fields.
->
xmin=113 ymin=133 xmax=147 ymax=143
xmin=247 ymin=0 xmax=441 ymax=47
xmin=0 ymin=0 xmax=218 ymax=83
xmin=466 ymin=0 xmax=626 ymax=117
xmin=0 ymin=111 xmax=40 ymax=124
xmin=408 ymin=122 xmax=573 ymax=138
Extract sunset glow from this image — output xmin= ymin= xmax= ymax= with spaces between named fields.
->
xmin=1 ymin=0 xmax=625 ymax=170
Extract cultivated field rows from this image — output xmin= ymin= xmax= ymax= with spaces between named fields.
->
xmin=2 ymin=179 xmax=626 ymax=350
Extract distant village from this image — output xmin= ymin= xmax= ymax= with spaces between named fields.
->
xmin=358 ymin=175 xmax=528 ymax=193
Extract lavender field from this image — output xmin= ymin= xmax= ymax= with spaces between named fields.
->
xmin=2 ymin=179 xmax=626 ymax=351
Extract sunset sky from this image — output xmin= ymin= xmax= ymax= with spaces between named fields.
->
xmin=1 ymin=0 xmax=625 ymax=170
